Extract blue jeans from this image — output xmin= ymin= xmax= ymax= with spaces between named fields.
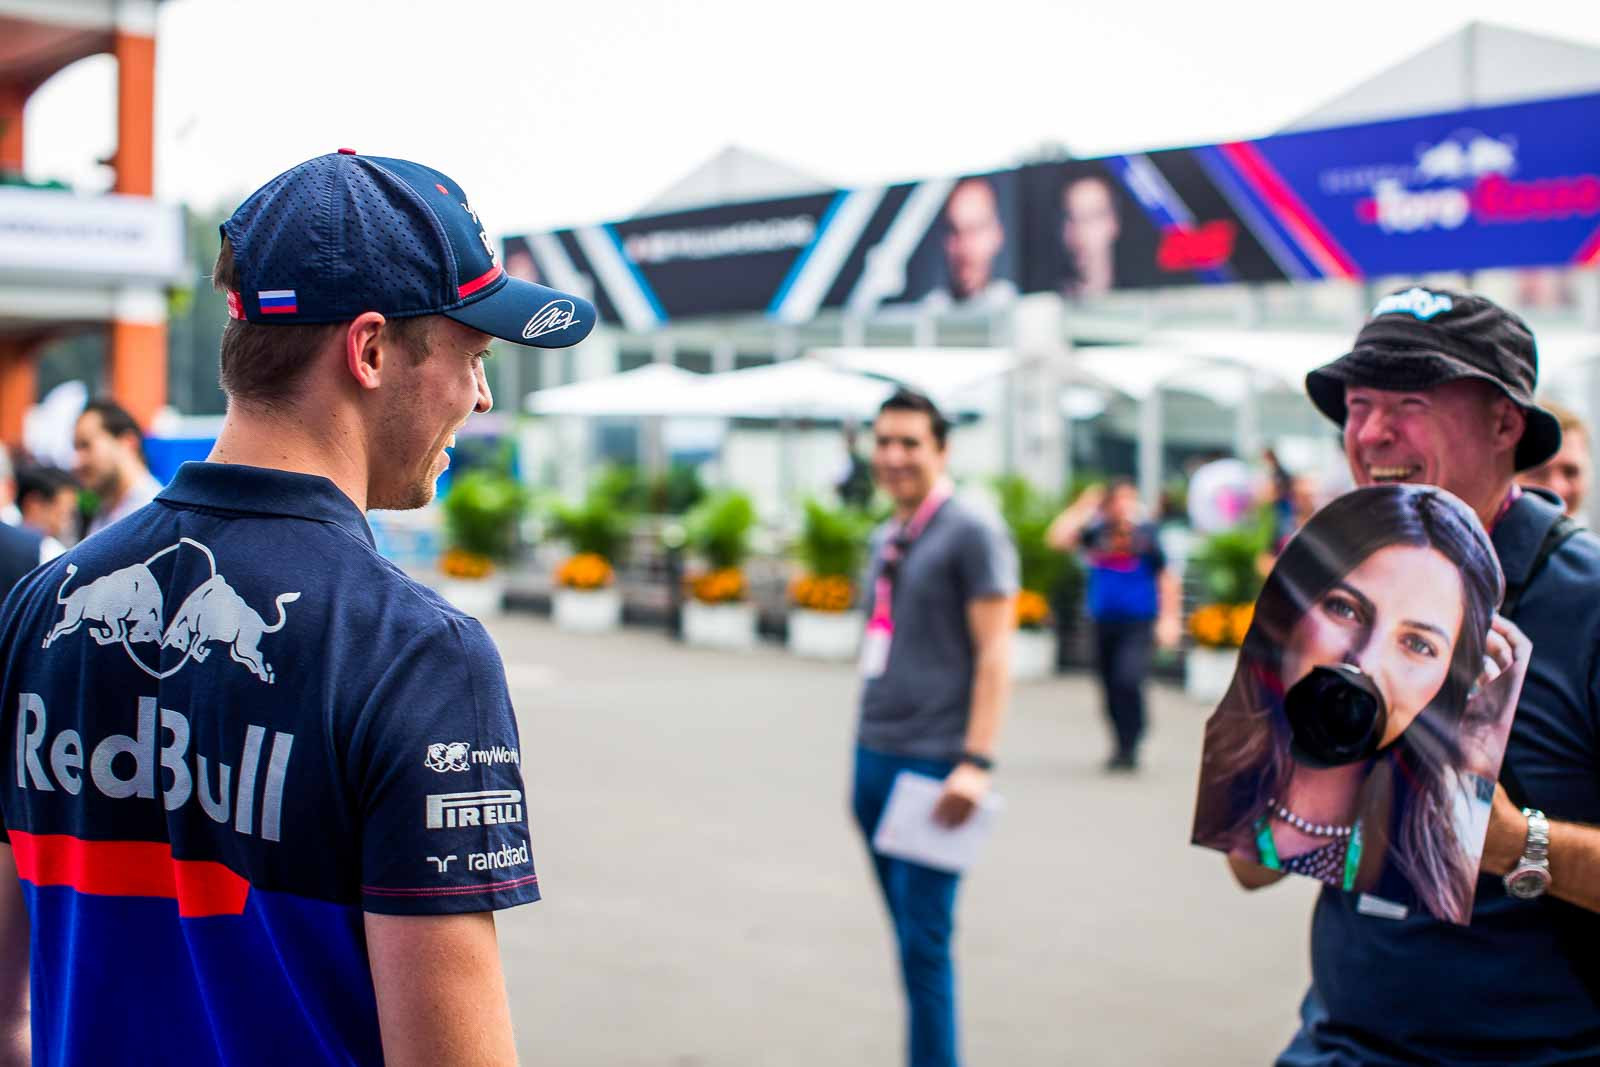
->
xmin=852 ymin=745 xmax=962 ymax=1067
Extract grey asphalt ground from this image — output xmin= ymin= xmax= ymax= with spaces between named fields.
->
xmin=486 ymin=614 xmax=1321 ymax=1066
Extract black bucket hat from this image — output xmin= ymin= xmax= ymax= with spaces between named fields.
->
xmin=1305 ymin=287 xmax=1561 ymax=471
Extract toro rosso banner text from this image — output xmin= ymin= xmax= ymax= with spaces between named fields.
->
xmin=506 ymin=91 xmax=1600 ymax=329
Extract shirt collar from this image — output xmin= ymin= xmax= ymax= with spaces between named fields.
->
xmin=156 ymin=462 xmax=375 ymax=547
xmin=1490 ymin=485 xmax=1564 ymax=594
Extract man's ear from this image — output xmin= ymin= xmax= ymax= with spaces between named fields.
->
xmin=1493 ymin=396 xmax=1528 ymax=454
xmin=344 ymin=312 xmax=390 ymax=391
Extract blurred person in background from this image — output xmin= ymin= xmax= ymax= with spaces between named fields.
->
xmin=0 ymin=448 xmax=63 ymax=570
xmin=1047 ymin=479 xmax=1180 ymax=771
xmin=854 ymin=387 xmax=1017 ymax=1067
xmin=72 ymin=398 xmax=161 ymax=538
xmin=835 ymin=420 xmax=875 ymax=509
xmin=1519 ymin=397 xmax=1590 ymax=519
xmin=16 ymin=466 xmax=80 ymax=546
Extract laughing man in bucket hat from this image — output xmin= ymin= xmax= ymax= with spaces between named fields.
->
xmin=1232 ymin=285 xmax=1600 ymax=1066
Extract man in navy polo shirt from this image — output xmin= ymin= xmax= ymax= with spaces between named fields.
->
xmin=1234 ymin=287 xmax=1600 ymax=1065
xmin=0 ymin=151 xmax=596 ymax=1067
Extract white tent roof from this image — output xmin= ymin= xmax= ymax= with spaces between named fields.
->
xmin=524 ymin=363 xmax=707 ymax=417
xmin=525 ymin=358 xmax=894 ymax=419
xmin=810 ymin=347 xmax=1017 ymax=409
xmin=636 ymin=146 xmax=832 ymax=216
xmin=1282 ymin=22 xmax=1600 ymax=133
xmin=688 ymin=358 xmax=894 ymax=419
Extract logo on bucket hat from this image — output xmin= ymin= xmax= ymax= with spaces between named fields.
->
xmin=221 ymin=151 xmax=596 ymax=349
xmin=1305 ymin=287 xmax=1562 ymax=471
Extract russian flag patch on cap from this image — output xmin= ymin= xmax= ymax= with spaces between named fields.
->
xmin=258 ymin=289 xmax=298 ymax=314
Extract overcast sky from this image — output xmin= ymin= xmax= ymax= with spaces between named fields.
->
xmin=21 ymin=0 xmax=1600 ymax=242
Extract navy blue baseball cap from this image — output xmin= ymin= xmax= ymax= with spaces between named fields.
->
xmin=220 ymin=149 xmax=595 ymax=348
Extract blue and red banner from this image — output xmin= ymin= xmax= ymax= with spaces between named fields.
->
xmin=507 ymin=90 xmax=1600 ymax=327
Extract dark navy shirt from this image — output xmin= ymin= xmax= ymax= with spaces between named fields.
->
xmin=1281 ymin=489 xmax=1600 ymax=1066
xmin=0 ymin=463 xmax=538 ymax=1067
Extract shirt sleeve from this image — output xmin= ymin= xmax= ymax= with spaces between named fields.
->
xmin=349 ymin=616 xmax=539 ymax=916
xmin=958 ymin=513 xmax=1020 ymax=602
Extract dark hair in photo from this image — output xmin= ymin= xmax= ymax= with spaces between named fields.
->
xmin=82 ymin=397 xmax=141 ymax=445
xmin=878 ymin=388 xmax=950 ymax=447
xmin=1192 ymin=484 xmax=1503 ymax=923
xmin=16 ymin=465 xmax=77 ymax=511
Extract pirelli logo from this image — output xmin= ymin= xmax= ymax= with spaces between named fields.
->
xmin=425 ymin=789 xmax=524 ymax=830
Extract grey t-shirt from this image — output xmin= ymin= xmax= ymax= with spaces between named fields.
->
xmin=857 ymin=496 xmax=1019 ymax=760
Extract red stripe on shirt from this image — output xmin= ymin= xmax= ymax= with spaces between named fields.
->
xmin=8 ymin=830 xmax=250 ymax=918
xmin=362 ymin=873 xmax=539 ymax=897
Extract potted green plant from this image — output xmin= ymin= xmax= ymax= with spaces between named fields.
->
xmin=1184 ymin=507 xmax=1273 ymax=702
xmin=546 ymin=479 xmax=635 ymax=633
xmin=438 ymin=466 xmax=528 ymax=617
xmin=681 ymin=489 xmax=759 ymax=649
xmin=787 ymin=498 xmax=875 ymax=660
xmin=995 ymin=476 xmax=1070 ymax=681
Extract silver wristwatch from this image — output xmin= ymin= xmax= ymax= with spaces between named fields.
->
xmin=1503 ymin=807 xmax=1552 ymax=900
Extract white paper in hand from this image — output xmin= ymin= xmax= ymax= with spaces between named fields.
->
xmin=871 ymin=771 xmax=1005 ymax=874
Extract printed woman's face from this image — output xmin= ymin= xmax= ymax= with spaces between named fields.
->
xmin=1282 ymin=544 xmax=1465 ymax=747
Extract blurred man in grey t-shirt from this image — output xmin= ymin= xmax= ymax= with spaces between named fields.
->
xmin=852 ymin=388 xmax=1017 ymax=1067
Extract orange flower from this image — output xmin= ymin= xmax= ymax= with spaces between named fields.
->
xmin=1189 ymin=602 xmax=1252 ymax=648
xmin=1227 ymin=602 xmax=1255 ymax=647
xmin=440 ymin=548 xmax=494 ymax=579
xmin=790 ymin=573 xmax=855 ymax=613
xmin=556 ymin=553 xmax=614 ymax=590
xmin=1015 ymin=590 xmax=1052 ymax=630
xmin=689 ymin=567 xmax=747 ymax=604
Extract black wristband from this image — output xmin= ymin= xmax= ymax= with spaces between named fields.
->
xmin=959 ymin=751 xmax=994 ymax=772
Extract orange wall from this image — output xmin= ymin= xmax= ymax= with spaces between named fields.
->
xmin=0 ymin=341 xmax=38 ymax=451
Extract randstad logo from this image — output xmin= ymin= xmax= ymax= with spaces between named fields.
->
xmin=1371 ymin=288 xmax=1453 ymax=321
xmin=522 ymin=299 xmax=580 ymax=340
xmin=41 ymin=538 xmax=300 ymax=685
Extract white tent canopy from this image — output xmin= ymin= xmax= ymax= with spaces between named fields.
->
xmin=688 ymin=358 xmax=895 ymax=419
xmin=812 ymin=346 xmax=1016 ymax=411
xmin=524 ymin=363 xmax=706 ymax=417
xmin=525 ymin=358 xmax=895 ymax=420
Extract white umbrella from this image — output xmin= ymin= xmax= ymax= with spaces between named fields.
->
xmin=688 ymin=358 xmax=895 ymax=419
xmin=524 ymin=363 xmax=707 ymax=417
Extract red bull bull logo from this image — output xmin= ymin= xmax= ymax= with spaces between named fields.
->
xmin=42 ymin=539 xmax=300 ymax=686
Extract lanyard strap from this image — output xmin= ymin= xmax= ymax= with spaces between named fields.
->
xmin=870 ymin=482 xmax=952 ymax=625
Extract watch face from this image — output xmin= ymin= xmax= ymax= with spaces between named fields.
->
xmin=1506 ymin=866 xmax=1553 ymax=900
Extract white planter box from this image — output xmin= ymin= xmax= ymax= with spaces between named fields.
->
xmin=787 ymin=609 xmax=864 ymax=660
xmin=683 ymin=601 xmax=758 ymax=651
xmin=1012 ymin=628 xmax=1056 ymax=681
xmin=553 ymin=587 xmax=623 ymax=633
xmin=437 ymin=575 xmax=507 ymax=619
xmin=1185 ymin=646 xmax=1240 ymax=704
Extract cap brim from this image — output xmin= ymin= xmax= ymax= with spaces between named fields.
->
xmin=445 ymin=275 xmax=597 ymax=349
xmin=1305 ymin=349 xmax=1563 ymax=471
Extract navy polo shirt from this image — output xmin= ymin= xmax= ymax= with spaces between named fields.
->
xmin=0 ymin=463 xmax=538 ymax=1067
xmin=1282 ymin=490 xmax=1600 ymax=1066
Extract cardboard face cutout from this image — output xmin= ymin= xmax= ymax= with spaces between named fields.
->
xmin=1190 ymin=484 xmax=1524 ymax=924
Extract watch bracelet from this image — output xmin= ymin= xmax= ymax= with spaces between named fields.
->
xmin=1521 ymin=807 xmax=1550 ymax=865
